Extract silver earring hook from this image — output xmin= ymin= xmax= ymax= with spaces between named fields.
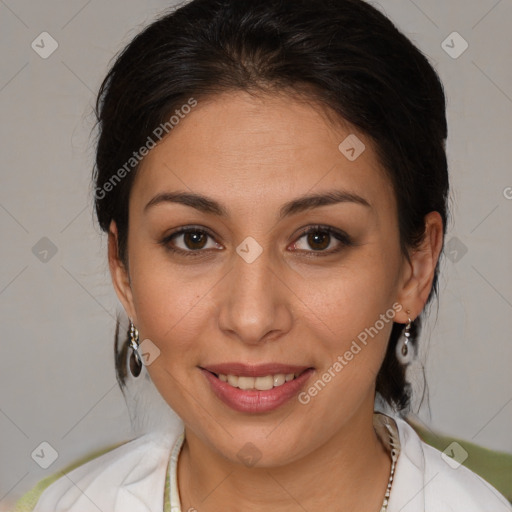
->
xmin=396 ymin=317 xmax=414 ymax=364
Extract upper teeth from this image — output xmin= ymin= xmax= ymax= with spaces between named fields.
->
xmin=218 ymin=373 xmax=297 ymax=390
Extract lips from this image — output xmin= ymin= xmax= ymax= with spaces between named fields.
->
xmin=201 ymin=362 xmax=311 ymax=378
xmin=199 ymin=363 xmax=315 ymax=413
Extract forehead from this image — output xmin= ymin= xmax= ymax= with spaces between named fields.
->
xmin=132 ymin=90 xmax=395 ymax=219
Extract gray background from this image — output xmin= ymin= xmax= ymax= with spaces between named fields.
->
xmin=1 ymin=0 xmax=511 ymax=507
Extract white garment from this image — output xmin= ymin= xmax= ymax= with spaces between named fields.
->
xmin=33 ymin=414 xmax=512 ymax=512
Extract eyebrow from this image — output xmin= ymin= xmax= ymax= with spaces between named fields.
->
xmin=143 ymin=189 xmax=371 ymax=220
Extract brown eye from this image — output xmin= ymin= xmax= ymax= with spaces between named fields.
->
xmin=292 ymin=225 xmax=353 ymax=255
xmin=160 ymin=227 xmax=221 ymax=257
xmin=182 ymin=231 xmax=208 ymax=250
xmin=306 ymin=230 xmax=331 ymax=251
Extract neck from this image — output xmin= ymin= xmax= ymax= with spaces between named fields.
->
xmin=177 ymin=401 xmax=392 ymax=511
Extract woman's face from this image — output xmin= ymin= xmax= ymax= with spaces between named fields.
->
xmin=110 ymin=90 xmax=438 ymax=466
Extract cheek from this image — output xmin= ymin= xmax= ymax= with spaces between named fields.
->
xmin=296 ymin=247 xmax=399 ymax=342
xmin=294 ymin=280 xmax=395 ymax=431
xmin=290 ymin=249 xmax=401 ymax=410
xmin=128 ymin=246 xmax=211 ymax=354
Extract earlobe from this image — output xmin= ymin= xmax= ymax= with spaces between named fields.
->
xmin=108 ymin=220 xmax=137 ymax=322
xmin=396 ymin=211 xmax=444 ymax=322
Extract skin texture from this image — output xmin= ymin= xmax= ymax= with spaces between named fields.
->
xmin=108 ymin=90 xmax=444 ymax=511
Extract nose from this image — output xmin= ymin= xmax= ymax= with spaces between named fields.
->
xmin=217 ymin=242 xmax=293 ymax=346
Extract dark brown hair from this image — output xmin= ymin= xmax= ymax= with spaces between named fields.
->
xmin=93 ymin=0 xmax=449 ymax=411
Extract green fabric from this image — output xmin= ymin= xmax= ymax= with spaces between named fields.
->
xmin=12 ymin=473 xmax=62 ymax=512
xmin=14 ymin=424 xmax=512 ymax=510
xmin=408 ymin=417 xmax=512 ymax=504
xmin=12 ymin=441 xmax=126 ymax=512
xmin=163 ymin=462 xmax=171 ymax=511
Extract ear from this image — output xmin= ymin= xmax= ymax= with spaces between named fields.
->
xmin=395 ymin=211 xmax=444 ymax=323
xmin=108 ymin=220 xmax=137 ymax=323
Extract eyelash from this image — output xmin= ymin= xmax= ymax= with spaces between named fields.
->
xmin=159 ymin=225 xmax=354 ymax=258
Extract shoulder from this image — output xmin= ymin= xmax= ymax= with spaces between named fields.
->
xmin=389 ymin=415 xmax=512 ymax=512
xmin=14 ymin=429 xmax=183 ymax=512
xmin=421 ymin=439 xmax=512 ymax=511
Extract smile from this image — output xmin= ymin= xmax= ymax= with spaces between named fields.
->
xmin=200 ymin=364 xmax=314 ymax=413
xmin=216 ymin=372 xmax=300 ymax=390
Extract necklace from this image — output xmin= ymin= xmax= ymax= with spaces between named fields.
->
xmin=379 ymin=417 xmax=400 ymax=511
xmin=167 ymin=413 xmax=401 ymax=511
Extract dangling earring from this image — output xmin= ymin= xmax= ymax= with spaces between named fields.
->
xmin=396 ymin=316 xmax=414 ymax=365
xmin=129 ymin=320 xmax=142 ymax=377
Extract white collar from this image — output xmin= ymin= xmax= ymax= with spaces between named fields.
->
xmin=34 ymin=413 xmax=512 ymax=512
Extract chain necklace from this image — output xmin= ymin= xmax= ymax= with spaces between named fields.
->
xmin=168 ymin=414 xmax=401 ymax=511
xmin=379 ymin=417 xmax=401 ymax=511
